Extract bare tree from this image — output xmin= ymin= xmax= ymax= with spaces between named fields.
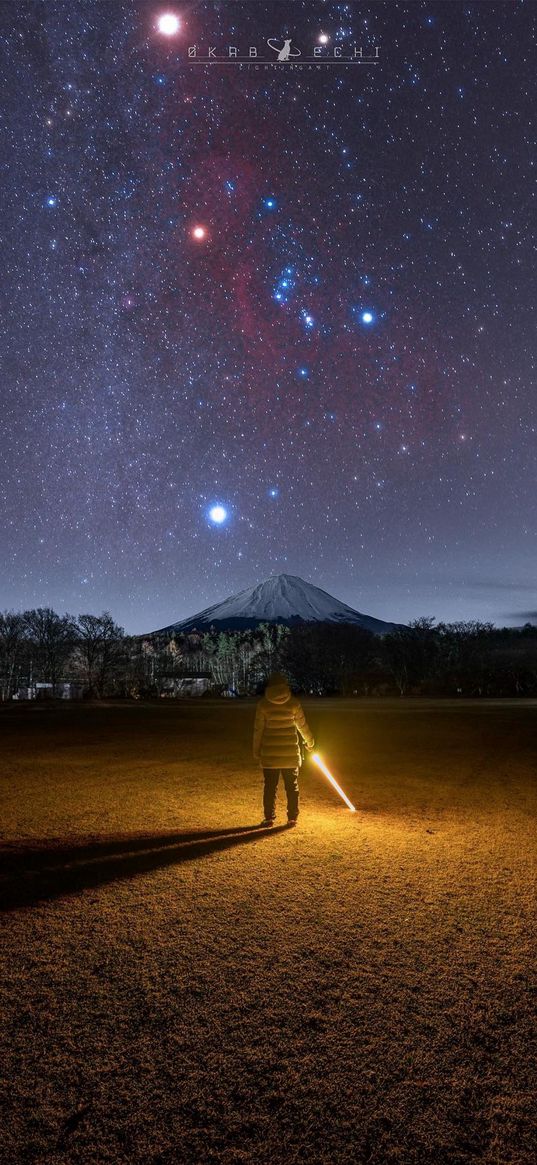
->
xmin=76 ymin=612 xmax=125 ymax=696
xmin=22 ymin=608 xmax=77 ymax=688
xmin=382 ymin=618 xmax=438 ymax=696
xmin=0 ymin=611 xmax=25 ymax=700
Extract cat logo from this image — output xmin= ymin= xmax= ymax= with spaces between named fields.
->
xmin=266 ymin=38 xmax=301 ymax=62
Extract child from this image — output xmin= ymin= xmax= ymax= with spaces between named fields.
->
xmin=253 ymin=672 xmax=315 ymax=827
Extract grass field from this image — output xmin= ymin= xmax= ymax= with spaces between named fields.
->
xmin=1 ymin=699 xmax=536 ymax=1165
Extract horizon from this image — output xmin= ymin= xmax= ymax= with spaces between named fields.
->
xmin=3 ymin=569 xmax=536 ymax=636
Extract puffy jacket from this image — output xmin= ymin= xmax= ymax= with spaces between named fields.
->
xmin=253 ymin=673 xmax=314 ymax=769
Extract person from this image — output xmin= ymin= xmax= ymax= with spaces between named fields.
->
xmin=253 ymin=672 xmax=315 ymax=827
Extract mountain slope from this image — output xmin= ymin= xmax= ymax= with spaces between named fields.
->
xmin=152 ymin=574 xmax=400 ymax=635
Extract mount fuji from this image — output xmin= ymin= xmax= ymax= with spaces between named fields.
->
xmin=152 ymin=574 xmax=401 ymax=636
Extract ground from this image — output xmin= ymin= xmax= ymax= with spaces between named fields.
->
xmin=1 ymin=699 xmax=536 ymax=1165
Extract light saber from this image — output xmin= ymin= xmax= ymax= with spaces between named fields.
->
xmin=311 ymin=752 xmax=356 ymax=812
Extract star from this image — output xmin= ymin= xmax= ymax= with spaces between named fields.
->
xmin=208 ymin=505 xmax=228 ymax=525
xmin=192 ymin=225 xmax=208 ymax=241
xmin=156 ymin=13 xmax=181 ymax=37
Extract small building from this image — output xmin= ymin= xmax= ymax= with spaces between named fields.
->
xmin=12 ymin=681 xmax=85 ymax=701
xmin=160 ymin=673 xmax=212 ymax=697
xmin=35 ymin=683 xmax=54 ymax=700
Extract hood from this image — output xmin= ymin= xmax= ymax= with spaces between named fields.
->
xmin=265 ymin=672 xmax=291 ymax=704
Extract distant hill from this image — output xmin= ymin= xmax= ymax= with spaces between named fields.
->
xmin=151 ymin=574 xmax=402 ymax=636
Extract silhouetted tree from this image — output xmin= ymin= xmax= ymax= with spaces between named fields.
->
xmin=0 ymin=611 xmax=25 ymax=700
xmin=381 ymin=618 xmax=439 ymax=695
xmin=282 ymin=623 xmax=376 ymax=694
xmin=22 ymin=608 xmax=76 ymax=688
xmin=75 ymin=612 xmax=125 ymax=696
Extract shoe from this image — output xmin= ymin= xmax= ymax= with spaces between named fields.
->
xmin=287 ymin=818 xmax=298 ymax=827
xmin=261 ymin=818 xmax=275 ymax=827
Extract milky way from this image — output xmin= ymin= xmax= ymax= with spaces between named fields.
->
xmin=2 ymin=1 xmax=536 ymax=631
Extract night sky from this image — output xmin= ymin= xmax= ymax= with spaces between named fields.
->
xmin=2 ymin=1 xmax=536 ymax=633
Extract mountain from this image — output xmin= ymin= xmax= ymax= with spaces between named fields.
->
xmin=152 ymin=574 xmax=401 ymax=636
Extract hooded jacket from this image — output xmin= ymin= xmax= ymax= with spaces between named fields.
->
xmin=253 ymin=673 xmax=314 ymax=769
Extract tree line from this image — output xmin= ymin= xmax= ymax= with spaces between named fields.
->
xmin=1 ymin=607 xmax=537 ymax=701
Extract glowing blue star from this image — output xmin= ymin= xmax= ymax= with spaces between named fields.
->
xmin=45 ymin=196 xmax=57 ymax=208
xmin=298 ymin=366 xmax=309 ymax=378
xmin=362 ymin=310 xmax=374 ymax=324
xmin=273 ymin=266 xmax=296 ymax=306
xmin=263 ymin=197 xmax=277 ymax=210
xmin=208 ymin=504 xmax=228 ymax=525
xmin=268 ymin=487 xmax=279 ymax=498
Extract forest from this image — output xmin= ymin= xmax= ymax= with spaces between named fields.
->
xmin=2 ymin=608 xmax=537 ymax=700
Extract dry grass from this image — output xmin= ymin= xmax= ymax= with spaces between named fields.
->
xmin=1 ymin=699 xmax=536 ymax=1165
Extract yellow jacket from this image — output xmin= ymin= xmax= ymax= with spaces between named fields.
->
xmin=253 ymin=674 xmax=314 ymax=769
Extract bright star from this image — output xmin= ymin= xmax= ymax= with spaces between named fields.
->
xmin=268 ymin=487 xmax=279 ymax=498
xmin=157 ymin=13 xmax=181 ymax=36
xmin=318 ymin=33 xmax=329 ymax=45
xmin=208 ymin=505 xmax=227 ymax=525
xmin=46 ymin=196 xmax=57 ymax=208
xmin=362 ymin=311 xmax=374 ymax=324
xmin=192 ymin=225 xmax=207 ymax=240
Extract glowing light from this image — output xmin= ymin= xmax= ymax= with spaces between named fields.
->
xmin=157 ymin=13 xmax=180 ymax=36
xmin=46 ymin=196 xmax=57 ymax=207
xmin=362 ymin=310 xmax=374 ymax=324
xmin=311 ymin=753 xmax=356 ymax=812
xmin=318 ymin=33 xmax=329 ymax=45
xmin=208 ymin=504 xmax=227 ymax=524
xmin=192 ymin=225 xmax=207 ymax=240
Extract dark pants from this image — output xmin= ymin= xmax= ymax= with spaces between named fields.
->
xmin=263 ymin=768 xmax=299 ymax=821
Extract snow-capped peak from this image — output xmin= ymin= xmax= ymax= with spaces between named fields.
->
xmin=152 ymin=574 xmax=399 ymax=635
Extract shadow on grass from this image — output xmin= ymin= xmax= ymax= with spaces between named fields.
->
xmin=1 ymin=825 xmax=288 ymax=912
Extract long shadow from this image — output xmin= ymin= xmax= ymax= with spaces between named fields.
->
xmin=0 ymin=826 xmax=264 ymax=874
xmin=1 ymin=825 xmax=288 ymax=913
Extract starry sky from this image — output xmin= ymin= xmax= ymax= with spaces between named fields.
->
xmin=2 ymin=0 xmax=536 ymax=633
